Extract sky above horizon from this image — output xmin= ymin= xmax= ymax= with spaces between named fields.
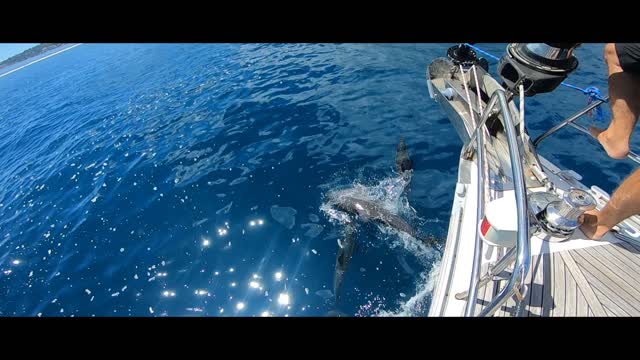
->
xmin=0 ymin=43 xmax=39 ymax=62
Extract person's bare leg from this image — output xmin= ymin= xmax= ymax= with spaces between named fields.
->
xmin=590 ymin=43 xmax=640 ymax=159
xmin=581 ymin=168 xmax=640 ymax=239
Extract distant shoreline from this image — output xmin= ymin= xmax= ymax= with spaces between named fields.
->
xmin=0 ymin=43 xmax=66 ymax=70
xmin=0 ymin=44 xmax=82 ymax=79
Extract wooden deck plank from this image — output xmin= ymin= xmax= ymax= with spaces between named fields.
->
xmin=558 ymin=251 xmax=607 ymax=316
xmin=526 ymin=254 xmax=542 ymax=317
xmin=445 ymin=235 xmax=640 ymax=317
xmin=572 ymin=249 xmax=640 ymax=308
xmin=604 ymin=242 xmax=640 ymax=269
xmin=530 ymin=253 xmax=545 ymax=317
xmin=596 ymin=244 xmax=640 ymax=279
xmin=591 ymin=286 xmax=630 ymax=317
xmin=573 ymin=258 xmax=639 ymax=316
xmin=523 ymin=255 xmax=535 ymax=316
xmin=587 ymin=245 xmax=640 ymax=291
xmin=576 ymin=287 xmax=589 ymax=317
xmin=565 ymin=265 xmax=577 ymax=317
xmin=552 ymin=252 xmax=565 ymax=317
xmin=603 ymin=306 xmax=618 ymax=317
xmin=541 ymin=253 xmax=554 ymax=317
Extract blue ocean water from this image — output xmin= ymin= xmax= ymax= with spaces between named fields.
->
xmin=0 ymin=44 xmax=636 ymax=317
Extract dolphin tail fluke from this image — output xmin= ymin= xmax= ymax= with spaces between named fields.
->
xmin=396 ymin=137 xmax=413 ymax=173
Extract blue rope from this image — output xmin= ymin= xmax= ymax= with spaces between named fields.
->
xmin=560 ymin=82 xmax=608 ymax=102
xmin=585 ymin=86 xmax=605 ymax=120
xmin=463 ymin=43 xmax=609 ymax=104
xmin=464 ymin=43 xmax=500 ymax=61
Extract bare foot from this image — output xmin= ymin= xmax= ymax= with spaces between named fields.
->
xmin=579 ymin=210 xmax=611 ymax=240
xmin=589 ymin=126 xmax=630 ymax=159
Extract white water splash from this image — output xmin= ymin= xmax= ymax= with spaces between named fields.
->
xmin=381 ymin=228 xmax=438 ymax=262
xmin=376 ymin=258 xmax=441 ymax=317
xmin=321 ymin=171 xmax=441 ymax=317
xmin=321 ymin=174 xmax=412 ymax=226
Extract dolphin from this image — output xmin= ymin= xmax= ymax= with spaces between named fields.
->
xmin=328 ymin=137 xmax=434 ymax=246
xmin=395 ymin=137 xmax=413 ymax=175
xmin=334 ymin=222 xmax=357 ymax=304
xmin=328 ymin=194 xmax=435 ymax=246
xmin=329 ymin=137 xmax=435 ymax=305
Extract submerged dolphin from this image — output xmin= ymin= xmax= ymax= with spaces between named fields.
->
xmin=329 ymin=137 xmax=435 ymax=305
xmin=334 ymin=222 xmax=357 ymax=303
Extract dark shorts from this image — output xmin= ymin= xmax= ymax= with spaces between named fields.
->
xmin=615 ymin=43 xmax=640 ymax=74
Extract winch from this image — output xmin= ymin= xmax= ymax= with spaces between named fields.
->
xmin=480 ymin=188 xmax=597 ymax=247
xmin=529 ymin=188 xmax=597 ymax=241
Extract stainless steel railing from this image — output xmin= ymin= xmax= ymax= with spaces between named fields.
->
xmin=459 ymin=89 xmax=531 ymax=317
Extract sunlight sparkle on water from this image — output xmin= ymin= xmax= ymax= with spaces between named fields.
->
xmin=278 ymin=293 xmax=290 ymax=306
